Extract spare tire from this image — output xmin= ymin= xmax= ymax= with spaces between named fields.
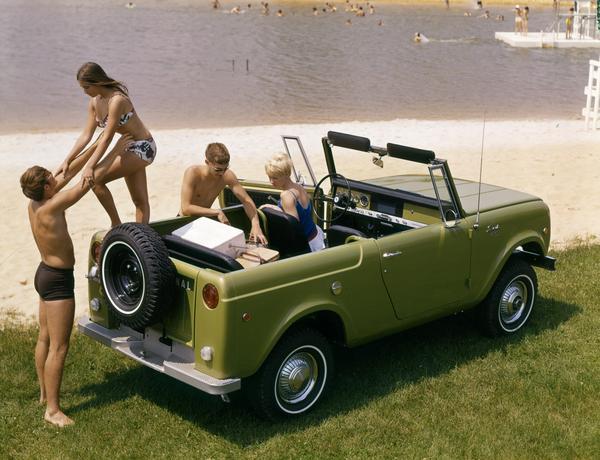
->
xmin=100 ymin=223 xmax=175 ymax=330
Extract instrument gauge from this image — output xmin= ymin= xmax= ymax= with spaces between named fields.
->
xmin=359 ymin=194 xmax=369 ymax=208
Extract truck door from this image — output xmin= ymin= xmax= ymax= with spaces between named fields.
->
xmin=378 ymin=163 xmax=471 ymax=319
xmin=377 ymin=222 xmax=471 ymax=319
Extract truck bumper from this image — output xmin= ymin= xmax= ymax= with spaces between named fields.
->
xmin=77 ymin=317 xmax=241 ymax=395
xmin=515 ymin=249 xmax=557 ymax=271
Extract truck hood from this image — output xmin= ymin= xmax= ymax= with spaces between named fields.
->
xmin=365 ymin=175 xmax=541 ymax=215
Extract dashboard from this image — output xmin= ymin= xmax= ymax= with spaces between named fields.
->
xmin=333 ymin=185 xmax=441 ymax=237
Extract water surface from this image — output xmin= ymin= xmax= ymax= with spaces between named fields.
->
xmin=0 ymin=0 xmax=593 ymax=133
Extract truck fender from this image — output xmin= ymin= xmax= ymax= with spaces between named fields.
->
xmin=473 ymin=231 xmax=547 ymax=304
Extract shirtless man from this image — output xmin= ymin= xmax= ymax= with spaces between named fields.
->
xmin=20 ymin=136 xmax=114 ymax=427
xmin=179 ymin=142 xmax=267 ymax=244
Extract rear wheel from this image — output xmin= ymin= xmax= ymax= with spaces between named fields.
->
xmin=478 ymin=258 xmax=537 ymax=337
xmin=245 ymin=328 xmax=333 ymax=420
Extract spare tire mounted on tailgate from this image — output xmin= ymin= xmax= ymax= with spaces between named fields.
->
xmin=100 ymin=223 xmax=175 ymax=330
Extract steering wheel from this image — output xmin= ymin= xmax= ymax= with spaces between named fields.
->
xmin=312 ymin=173 xmax=352 ymax=224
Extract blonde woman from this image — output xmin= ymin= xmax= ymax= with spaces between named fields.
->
xmin=57 ymin=62 xmax=156 ymax=226
xmin=262 ymin=153 xmax=325 ymax=252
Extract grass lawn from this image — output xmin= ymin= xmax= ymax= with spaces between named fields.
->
xmin=1 ymin=243 xmax=598 ymax=459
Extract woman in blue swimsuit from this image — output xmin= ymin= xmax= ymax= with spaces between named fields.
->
xmin=57 ymin=62 xmax=155 ymax=226
xmin=262 ymin=153 xmax=325 ymax=252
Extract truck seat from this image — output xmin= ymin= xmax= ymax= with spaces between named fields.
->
xmin=327 ymin=225 xmax=366 ymax=247
xmin=260 ymin=207 xmax=310 ymax=258
xmin=163 ymin=234 xmax=243 ymax=273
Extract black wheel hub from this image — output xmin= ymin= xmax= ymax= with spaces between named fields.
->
xmin=104 ymin=243 xmax=145 ymax=312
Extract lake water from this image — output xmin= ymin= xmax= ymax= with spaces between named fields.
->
xmin=0 ymin=0 xmax=596 ymax=134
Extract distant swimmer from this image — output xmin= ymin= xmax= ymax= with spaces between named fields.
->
xmin=476 ymin=0 xmax=483 ymax=9
xmin=125 ymin=2 xmax=135 ymax=8
xmin=345 ymin=18 xmax=352 ymax=25
xmin=495 ymin=14 xmax=504 ymax=21
xmin=276 ymin=8 xmax=284 ymax=16
xmin=212 ymin=0 xmax=221 ymax=9
xmin=413 ymin=32 xmax=429 ymax=43
xmin=231 ymin=5 xmax=241 ymax=14
xmin=369 ymin=4 xmax=375 ymax=14
xmin=464 ymin=11 xmax=472 ymax=16
xmin=356 ymin=6 xmax=365 ymax=16
xmin=377 ymin=19 xmax=383 ymax=26
xmin=478 ymin=10 xmax=490 ymax=19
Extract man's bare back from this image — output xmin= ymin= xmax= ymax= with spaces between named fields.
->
xmin=28 ymin=196 xmax=75 ymax=269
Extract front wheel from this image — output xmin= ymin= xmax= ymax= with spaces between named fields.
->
xmin=245 ymin=328 xmax=333 ymax=420
xmin=478 ymin=258 xmax=538 ymax=337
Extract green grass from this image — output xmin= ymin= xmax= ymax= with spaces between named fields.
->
xmin=1 ymin=244 xmax=599 ymax=459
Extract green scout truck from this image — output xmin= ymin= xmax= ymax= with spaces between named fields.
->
xmin=78 ymin=131 xmax=555 ymax=419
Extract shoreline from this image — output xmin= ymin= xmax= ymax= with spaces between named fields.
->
xmin=246 ymin=0 xmax=559 ymax=6
xmin=0 ymin=113 xmax=584 ymax=138
xmin=2 ymin=116 xmax=599 ymax=322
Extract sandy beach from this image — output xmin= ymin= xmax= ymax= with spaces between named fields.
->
xmin=2 ymin=117 xmax=599 ymax=322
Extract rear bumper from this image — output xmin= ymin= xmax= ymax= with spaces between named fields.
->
xmin=77 ymin=317 xmax=241 ymax=395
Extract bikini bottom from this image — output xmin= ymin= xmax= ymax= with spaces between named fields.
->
xmin=126 ymin=137 xmax=157 ymax=164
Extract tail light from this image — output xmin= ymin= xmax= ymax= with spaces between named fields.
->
xmin=91 ymin=241 xmax=102 ymax=263
xmin=202 ymin=283 xmax=219 ymax=309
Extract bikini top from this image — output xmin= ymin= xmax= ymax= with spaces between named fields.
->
xmin=96 ymin=94 xmax=135 ymax=128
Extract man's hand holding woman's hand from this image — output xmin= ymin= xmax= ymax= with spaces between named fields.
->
xmin=54 ymin=160 xmax=71 ymax=181
xmin=82 ymin=166 xmax=95 ymax=189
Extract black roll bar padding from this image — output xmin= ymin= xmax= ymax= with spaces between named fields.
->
xmin=386 ymin=143 xmax=436 ymax=164
xmin=327 ymin=131 xmax=371 ymax=152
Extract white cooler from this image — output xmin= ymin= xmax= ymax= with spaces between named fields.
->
xmin=172 ymin=217 xmax=245 ymax=259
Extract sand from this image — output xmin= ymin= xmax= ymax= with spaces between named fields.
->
xmin=1 ymin=117 xmax=599 ymax=322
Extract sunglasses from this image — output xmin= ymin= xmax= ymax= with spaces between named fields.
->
xmin=211 ymin=163 xmax=229 ymax=173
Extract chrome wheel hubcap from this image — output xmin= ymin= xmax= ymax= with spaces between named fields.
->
xmin=499 ymin=280 xmax=528 ymax=325
xmin=277 ymin=352 xmax=318 ymax=404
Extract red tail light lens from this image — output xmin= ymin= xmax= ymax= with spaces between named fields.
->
xmin=92 ymin=241 xmax=102 ymax=263
xmin=202 ymin=284 xmax=219 ymax=309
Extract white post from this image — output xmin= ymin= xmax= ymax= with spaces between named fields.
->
xmin=585 ymin=60 xmax=594 ymax=129
xmin=593 ymin=61 xmax=600 ymax=129
xmin=584 ymin=58 xmax=600 ymax=130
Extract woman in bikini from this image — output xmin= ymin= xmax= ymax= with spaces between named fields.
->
xmin=57 ymin=62 xmax=156 ymax=226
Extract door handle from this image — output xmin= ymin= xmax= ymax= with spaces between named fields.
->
xmin=383 ymin=251 xmax=402 ymax=258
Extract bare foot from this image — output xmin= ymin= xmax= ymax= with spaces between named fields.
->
xmin=44 ymin=410 xmax=74 ymax=428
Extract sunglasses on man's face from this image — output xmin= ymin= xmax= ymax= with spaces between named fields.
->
xmin=211 ymin=163 xmax=229 ymax=173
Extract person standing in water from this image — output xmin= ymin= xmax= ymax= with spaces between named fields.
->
xmin=58 ymin=62 xmax=156 ymax=227
xmin=514 ymin=5 xmax=523 ymax=34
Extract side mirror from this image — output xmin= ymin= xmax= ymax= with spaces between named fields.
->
xmin=444 ymin=208 xmax=459 ymax=228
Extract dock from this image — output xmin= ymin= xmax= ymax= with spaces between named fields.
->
xmin=495 ymin=32 xmax=600 ymax=48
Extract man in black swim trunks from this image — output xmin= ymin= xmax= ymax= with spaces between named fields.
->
xmin=20 ymin=136 xmax=124 ymax=427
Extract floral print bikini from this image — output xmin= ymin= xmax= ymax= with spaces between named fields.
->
xmin=96 ymin=96 xmax=157 ymax=164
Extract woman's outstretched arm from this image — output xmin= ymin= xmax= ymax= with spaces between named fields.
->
xmin=56 ymin=99 xmax=97 ymax=179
